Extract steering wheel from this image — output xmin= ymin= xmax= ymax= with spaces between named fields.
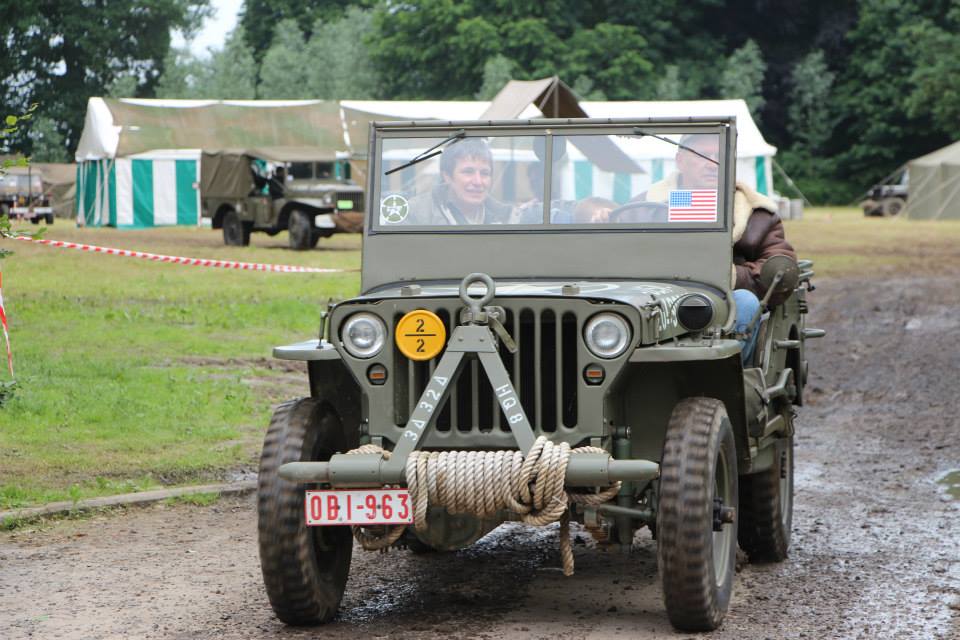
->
xmin=607 ymin=200 xmax=669 ymax=223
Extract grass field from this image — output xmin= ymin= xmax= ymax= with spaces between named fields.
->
xmin=0 ymin=208 xmax=957 ymax=509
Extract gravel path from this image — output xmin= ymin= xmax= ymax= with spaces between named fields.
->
xmin=2 ymin=272 xmax=958 ymax=639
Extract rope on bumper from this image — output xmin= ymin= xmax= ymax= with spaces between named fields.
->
xmin=348 ymin=436 xmax=621 ymax=576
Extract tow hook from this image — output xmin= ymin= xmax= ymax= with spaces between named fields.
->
xmin=713 ymin=498 xmax=736 ymax=531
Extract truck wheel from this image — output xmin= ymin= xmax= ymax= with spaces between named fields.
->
xmin=222 ymin=209 xmax=250 ymax=246
xmin=258 ymin=398 xmax=353 ymax=625
xmin=739 ymin=435 xmax=793 ymax=562
xmin=657 ymin=397 xmax=738 ymax=632
xmin=881 ymin=197 xmax=906 ymax=217
xmin=44 ymin=214 xmax=54 ymax=224
xmin=288 ymin=210 xmax=318 ymax=250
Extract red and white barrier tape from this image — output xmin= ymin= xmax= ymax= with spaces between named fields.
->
xmin=13 ymin=237 xmax=349 ymax=274
xmin=0 ymin=273 xmax=12 ymax=377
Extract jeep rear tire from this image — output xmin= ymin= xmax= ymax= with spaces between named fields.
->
xmin=739 ymin=434 xmax=793 ymax=562
xmin=288 ymin=210 xmax=319 ymax=250
xmin=222 ymin=209 xmax=250 ymax=246
xmin=657 ymin=397 xmax=738 ymax=632
xmin=258 ymin=398 xmax=353 ymax=625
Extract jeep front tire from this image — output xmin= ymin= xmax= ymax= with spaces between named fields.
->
xmin=657 ymin=397 xmax=738 ymax=632
xmin=257 ymin=398 xmax=353 ymax=625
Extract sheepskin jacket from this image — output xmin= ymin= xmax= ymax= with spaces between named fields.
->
xmin=647 ymin=174 xmax=796 ymax=302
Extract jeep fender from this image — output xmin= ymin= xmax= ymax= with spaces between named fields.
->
xmin=273 ymin=339 xmax=362 ymax=438
xmin=612 ymin=341 xmax=750 ymax=469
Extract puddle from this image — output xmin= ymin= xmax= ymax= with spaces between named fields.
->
xmin=938 ymin=470 xmax=960 ymax=500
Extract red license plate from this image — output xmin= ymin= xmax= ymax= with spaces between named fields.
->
xmin=304 ymin=489 xmax=413 ymax=526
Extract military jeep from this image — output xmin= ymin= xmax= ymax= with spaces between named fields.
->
xmin=257 ymin=117 xmax=822 ymax=631
xmin=200 ymin=148 xmax=364 ymax=249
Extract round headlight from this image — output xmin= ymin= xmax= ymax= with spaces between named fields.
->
xmin=341 ymin=312 xmax=386 ymax=358
xmin=676 ymin=294 xmax=715 ymax=332
xmin=584 ymin=313 xmax=632 ymax=359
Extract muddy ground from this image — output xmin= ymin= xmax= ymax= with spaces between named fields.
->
xmin=2 ymin=270 xmax=958 ymax=639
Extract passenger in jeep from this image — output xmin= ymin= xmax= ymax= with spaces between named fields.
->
xmin=407 ymin=139 xmax=511 ymax=225
xmin=667 ymin=134 xmax=796 ymax=363
xmin=594 ymin=134 xmax=795 ymax=363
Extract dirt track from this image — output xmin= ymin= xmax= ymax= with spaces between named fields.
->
xmin=2 ymin=271 xmax=959 ymax=639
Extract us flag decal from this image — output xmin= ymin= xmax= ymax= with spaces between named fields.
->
xmin=668 ymin=189 xmax=718 ymax=222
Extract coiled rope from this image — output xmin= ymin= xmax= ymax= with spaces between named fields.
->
xmin=348 ymin=435 xmax=621 ymax=576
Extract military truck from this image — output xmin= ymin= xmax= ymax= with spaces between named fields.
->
xmin=0 ymin=167 xmax=54 ymax=224
xmin=256 ymin=118 xmax=822 ymax=631
xmin=860 ymin=168 xmax=908 ymax=217
xmin=200 ymin=148 xmax=364 ymax=249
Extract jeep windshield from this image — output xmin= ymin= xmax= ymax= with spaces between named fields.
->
xmin=373 ymin=123 xmax=731 ymax=231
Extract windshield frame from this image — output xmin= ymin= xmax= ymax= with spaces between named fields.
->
xmin=368 ymin=118 xmax=735 ymax=235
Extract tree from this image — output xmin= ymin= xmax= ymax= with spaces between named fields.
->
xmin=903 ymin=9 xmax=960 ymax=140
xmin=720 ymin=39 xmax=766 ymax=119
xmin=306 ymin=8 xmax=380 ymax=100
xmin=240 ymin=0 xmax=358 ymax=62
xmin=0 ymin=0 xmax=210 ymax=156
xmin=257 ymin=20 xmax=312 ymax=99
xmin=571 ymin=75 xmax=606 ymax=101
xmin=26 ymin=116 xmax=69 ymax=163
xmin=564 ymin=24 xmax=653 ymax=100
xmin=787 ymin=50 xmax=835 ymax=154
xmin=830 ymin=0 xmax=952 ymax=189
xmin=107 ymin=74 xmax=140 ymax=99
xmin=475 ymin=55 xmax=516 ymax=100
xmin=367 ymin=2 xmax=656 ymax=101
xmin=155 ymin=48 xmax=204 ymax=99
xmin=202 ymin=27 xmax=258 ymax=99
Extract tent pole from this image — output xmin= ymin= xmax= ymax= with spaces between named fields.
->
xmin=772 ymin=159 xmax=812 ymax=206
xmin=847 ymin=164 xmax=906 ymax=206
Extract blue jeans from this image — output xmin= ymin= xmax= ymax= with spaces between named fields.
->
xmin=733 ymin=289 xmax=761 ymax=364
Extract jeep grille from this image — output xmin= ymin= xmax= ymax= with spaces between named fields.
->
xmin=393 ymin=305 xmax=580 ymax=433
xmin=337 ymin=191 xmax=364 ymax=212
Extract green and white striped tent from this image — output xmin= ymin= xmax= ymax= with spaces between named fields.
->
xmin=76 ymin=153 xmax=200 ymax=228
xmin=74 ymin=97 xmax=344 ymax=228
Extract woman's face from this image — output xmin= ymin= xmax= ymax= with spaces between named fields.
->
xmin=444 ymin=156 xmax=492 ymax=208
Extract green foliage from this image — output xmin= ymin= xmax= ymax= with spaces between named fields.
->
xmin=107 ymin=74 xmax=140 ymax=99
xmin=25 ymin=116 xmax=68 ymax=163
xmin=475 ymin=55 xmax=516 ymax=100
xmin=1 ymin=1 xmax=211 ymax=156
xmin=205 ymin=27 xmax=259 ymax=100
xmin=367 ymin=2 xmax=656 ymax=101
xmin=257 ymin=20 xmax=313 ymax=99
xmin=154 ymin=27 xmax=258 ymax=100
xmin=305 ymin=8 xmax=380 ymax=99
xmin=571 ymin=76 xmax=606 ymax=101
xmin=155 ymin=48 xmax=205 ymax=99
xmin=830 ymin=0 xmax=959 ymax=187
xmin=902 ymin=8 xmax=960 ymax=140
xmin=240 ymin=0 xmax=358 ymax=61
xmin=565 ymin=24 xmax=653 ymax=100
xmin=788 ymin=51 xmax=836 ymax=155
xmin=720 ymin=40 xmax=766 ymax=120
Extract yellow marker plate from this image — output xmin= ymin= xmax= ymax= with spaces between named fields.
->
xmin=395 ymin=310 xmax=446 ymax=361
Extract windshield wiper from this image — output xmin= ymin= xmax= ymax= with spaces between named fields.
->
xmin=384 ymin=129 xmax=466 ymax=175
xmin=632 ymin=128 xmax=720 ymax=165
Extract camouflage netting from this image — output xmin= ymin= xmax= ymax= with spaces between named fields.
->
xmin=103 ymin=99 xmax=346 ymax=158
